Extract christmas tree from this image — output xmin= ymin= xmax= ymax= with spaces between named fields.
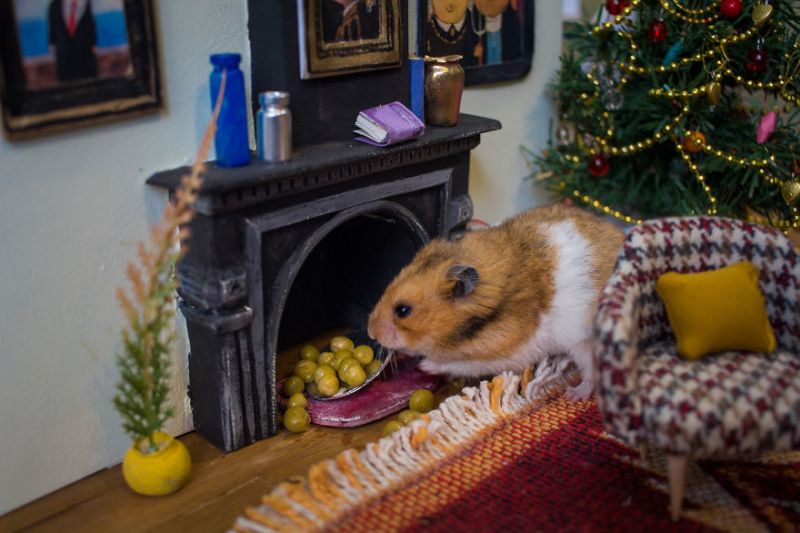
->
xmin=531 ymin=0 xmax=800 ymax=232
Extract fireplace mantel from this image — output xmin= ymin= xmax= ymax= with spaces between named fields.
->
xmin=146 ymin=114 xmax=500 ymax=452
xmin=148 ymin=114 xmax=500 ymax=215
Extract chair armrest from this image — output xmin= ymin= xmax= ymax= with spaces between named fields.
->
xmin=594 ymin=272 xmax=645 ymax=446
xmin=763 ymin=260 xmax=800 ymax=353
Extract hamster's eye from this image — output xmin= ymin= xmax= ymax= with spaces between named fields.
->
xmin=394 ymin=304 xmax=412 ymax=319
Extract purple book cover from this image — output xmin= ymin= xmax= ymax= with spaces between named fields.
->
xmin=354 ymin=101 xmax=425 ymax=146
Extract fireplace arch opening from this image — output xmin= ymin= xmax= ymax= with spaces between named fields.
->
xmin=274 ymin=202 xmax=429 ymax=353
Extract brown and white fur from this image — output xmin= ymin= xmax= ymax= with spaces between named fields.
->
xmin=367 ymin=204 xmax=624 ymax=401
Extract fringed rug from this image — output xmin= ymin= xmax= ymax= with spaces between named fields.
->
xmin=232 ymin=362 xmax=800 ymax=532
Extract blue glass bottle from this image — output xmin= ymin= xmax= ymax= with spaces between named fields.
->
xmin=210 ymin=53 xmax=250 ymax=167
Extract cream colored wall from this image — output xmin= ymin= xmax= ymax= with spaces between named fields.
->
xmin=461 ymin=1 xmax=562 ymax=223
xmin=0 ymin=0 xmax=250 ymax=515
xmin=0 ymin=0 xmax=560 ymax=515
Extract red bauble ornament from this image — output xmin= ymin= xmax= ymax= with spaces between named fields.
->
xmin=605 ymin=0 xmax=630 ymax=15
xmin=648 ymin=20 xmax=668 ymax=43
xmin=588 ymin=154 xmax=610 ymax=177
xmin=719 ymin=0 xmax=742 ymax=19
xmin=745 ymin=48 xmax=768 ymax=74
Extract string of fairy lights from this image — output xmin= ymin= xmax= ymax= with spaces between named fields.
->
xmin=592 ymin=0 xmax=641 ymax=34
xmin=618 ymin=27 xmax=757 ymax=74
xmin=649 ymin=82 xmax=717 ymax=98
xmin=556 ymin=0 xmax=800 ymax=231
xmin=667 ymin=0 xmax=718 ymax=16
xmin=607 ymin=109 xmax=686 ymax=156
xmin=746 ymin=208 xmax=800 ymax=230
xmin=659 ymin=0 xmax=719 ymax=24
xmin=649 ymin=74 xmax=789 ymax=97
xmin=702 ymin=143 xmax=771 ymax=167
xmin=567 ymin=187 xmax=644 ymax=225
xmin=673 ymin=137 xmax=718 ymax=215
xmin=722 ymin=66 xmax=787 ymax=90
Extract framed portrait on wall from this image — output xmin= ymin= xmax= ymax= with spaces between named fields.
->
xmin=418 ymin=0 xmax=533 ymax=86
xmin=297 ymin=0 xmax=402 ymax=79
xmin=0 ymin=0 xmax=161 ymax=140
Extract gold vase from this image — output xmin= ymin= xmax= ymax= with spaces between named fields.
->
xmin=423 ymin=55 xmax=464 ymax=127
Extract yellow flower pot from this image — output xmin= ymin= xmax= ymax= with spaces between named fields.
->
xmin=122 ymin=431 xmax=191 ymax=496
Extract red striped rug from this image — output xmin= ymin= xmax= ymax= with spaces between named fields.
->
xmin=233 ymin=370 xmax=800 ymax=532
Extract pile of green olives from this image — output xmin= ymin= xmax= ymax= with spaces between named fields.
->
xmin=382 ymin=389 xmax=436 ymax=437
xmin=280 ymin=335 xmax=382 ymax=432
xmin=283 ymin=335 xmax=380 ymax=399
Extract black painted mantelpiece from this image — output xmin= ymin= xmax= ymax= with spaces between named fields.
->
xmin=147 ymin=114 xmax=500 ymax=451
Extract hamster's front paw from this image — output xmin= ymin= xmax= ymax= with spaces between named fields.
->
xmin=419 ymin=358 xmax=445 ymax=375
xmin=564 ymin=380 xmax=594 ymax=402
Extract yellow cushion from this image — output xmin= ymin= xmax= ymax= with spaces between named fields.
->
xmin=655 ymin=261 xmax=776 ymax=360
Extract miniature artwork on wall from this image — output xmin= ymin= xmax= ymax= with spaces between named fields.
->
xmin=297 ymin=0 xmax=402 ymax=79
xmin=418 ymin=0 xmax=533 ymax=86
xmin=0 ymin=0 xmax=161 ymax=139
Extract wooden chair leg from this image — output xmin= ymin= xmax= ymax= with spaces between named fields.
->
xmin=639 ymin=442 xmax=648 ymax=463
xmin=667 ymin=455 xmax=688 ymax=522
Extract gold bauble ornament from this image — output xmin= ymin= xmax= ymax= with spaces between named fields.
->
xmin=781 ymin=180 xmax=800 ymax=206
xmin=683 ymin=131 xmax=706 ymax=153
xmin=752 ymin=3 xmax=773 ymax=26
xmin=707 ymin=81 xmax=721 ymax=105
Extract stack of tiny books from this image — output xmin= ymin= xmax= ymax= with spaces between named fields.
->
xmin=354 ymin=101 xmax=425 ymax=147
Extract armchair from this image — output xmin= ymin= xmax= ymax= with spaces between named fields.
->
xmin=594 ymin=216 xmax=800 ymax=520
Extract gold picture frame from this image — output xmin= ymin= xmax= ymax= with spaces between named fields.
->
xmin=0 ymin=0 xmax=161 ymax=140
xmin=297 ymin=0 xmax=401 ymax=79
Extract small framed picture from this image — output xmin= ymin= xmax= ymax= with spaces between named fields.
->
xmin=418 ymin=0 xmax=533 ymax=86
xmin=297 ymin=0 xmax=402 ymax=79
xmin=0 ymin=0 xmax=161 ymax=140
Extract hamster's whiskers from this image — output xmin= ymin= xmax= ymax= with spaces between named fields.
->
xmin=388 ymin=349 xmax=399 ymax=377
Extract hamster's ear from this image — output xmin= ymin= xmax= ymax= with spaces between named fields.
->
xmin=446 ymin=265 xmax=479 ymax=298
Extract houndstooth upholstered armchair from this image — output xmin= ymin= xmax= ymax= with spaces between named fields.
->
xmin=593 ymin=216 xmax=800 ymax=521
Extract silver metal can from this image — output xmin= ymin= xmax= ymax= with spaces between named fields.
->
xmin=257 ymin=91 xmax=291 ymax=163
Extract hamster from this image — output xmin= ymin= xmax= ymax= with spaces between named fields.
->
xmin=367 ymin=204 xmax=625 ymax=401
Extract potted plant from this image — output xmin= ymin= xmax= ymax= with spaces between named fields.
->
xmin=113 ymin=168 xmax=196 ymax=495
xmin=113 ymin=76 xmax=226 ymax=496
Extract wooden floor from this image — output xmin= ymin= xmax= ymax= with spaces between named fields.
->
xmin=0 ymin=418 xmax=387 ymax=532
xmin=1 ymin=331 xmax=452 ymax=532
xmin=2 ymin=326 xmax=460 ymax=533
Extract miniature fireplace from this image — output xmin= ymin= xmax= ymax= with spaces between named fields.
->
xmin=147 ymin=115 xmax=499 ymax=451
